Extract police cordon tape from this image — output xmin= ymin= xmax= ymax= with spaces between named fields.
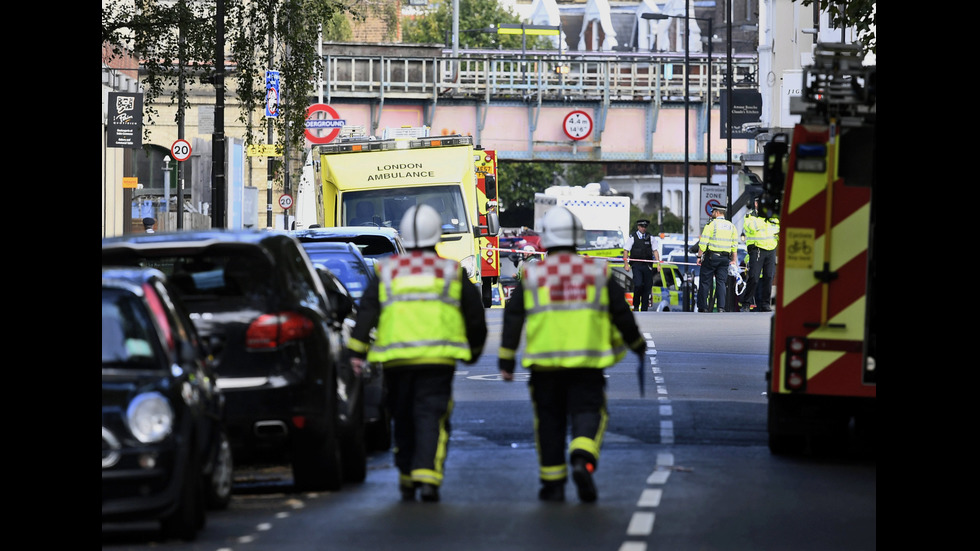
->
xmin=483 ymin=247 xmax=699 ymax=267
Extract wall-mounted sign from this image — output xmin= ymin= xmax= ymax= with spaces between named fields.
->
xmin=563 ymin=110 xmax=593 ymax=141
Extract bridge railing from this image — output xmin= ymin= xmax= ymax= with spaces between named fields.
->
xmin=322 ymin=49 xmax=758 ymax=103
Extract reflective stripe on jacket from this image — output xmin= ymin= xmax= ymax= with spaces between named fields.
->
xmin=368 ymin=251 xmax=471 ymax=365
xmin=520 ymin=253 xmax=626 ymax=369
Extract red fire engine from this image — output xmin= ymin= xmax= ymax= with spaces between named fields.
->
xmin=760 ymin=43 xmax=876 ymax=454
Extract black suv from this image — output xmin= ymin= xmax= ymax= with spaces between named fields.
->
xmin=102 ymin=230 xmax=367 ymax=492
xmin=102 ymin=267 xmax=233 ymax=540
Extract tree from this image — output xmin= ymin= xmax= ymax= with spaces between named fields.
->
xmin=797 ymin=0 xmax=875 ymax=59
xmin=102 ymin=0 xmax=381 ymax=151
xmin=401 ymin=0 xmax=551 ymax=50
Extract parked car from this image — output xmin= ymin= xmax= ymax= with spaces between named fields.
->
xmin=102 ymin=266 xmax=233 ymax=541
xmin=102 ymin=230 xmax=367 ymax=491
xmin=291 ymin=226 xmax=406 ymax=260
xmin=299 ymin=241 xmax=375 ymax=304
xmin=298 ymin=240 xmax=391 ymax=452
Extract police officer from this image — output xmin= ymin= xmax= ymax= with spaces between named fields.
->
xmin=499 ymin=207 xmax=646 ymax=503
xmin=739 ymin=196 xmax=779 ymax=312
xmin=623 ymin=219 xmax=662 ymax=312
xmin=142 ymin=217 xmax=156 ymax=233
xmin=348 ymin=204 xmax=487 ymax=503
xmin=696 ymin=205 xmax=738 ymax=312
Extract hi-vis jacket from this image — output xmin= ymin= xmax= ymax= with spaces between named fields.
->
xmin=742 ymin=213 xmax=779 ymax=251
xmin=349 ymin=250 xmax=487 ymax=368
xmin=698 ymin=218 xmax=738 ymax=255
xmin=499 ymin=252 xmax=645 ymax=372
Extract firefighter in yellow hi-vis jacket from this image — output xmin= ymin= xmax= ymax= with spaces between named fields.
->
xmin=349 ymin=204 xmax=487 ymax=503
xmin=498 ymin=207 xmax=646 ymax=503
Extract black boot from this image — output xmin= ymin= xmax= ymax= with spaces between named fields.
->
xmin=571 ymin=457 xmax=597 ymax=503
xmin=419 ymin=483 xmax=440 ymax=503
xmin=538 ymin=482 xmax=565 ymax=502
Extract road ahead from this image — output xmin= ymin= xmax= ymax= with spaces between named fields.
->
xmin=103 ymin=311 xmax=876 ymax=551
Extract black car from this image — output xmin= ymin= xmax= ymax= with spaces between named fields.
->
xmin=290 ymin=226 xmax=406 ymax=260
xmin=102 ymin=267 xmax=233 ymax=541
xmin=102 ymin=230 xmax=367 ymax=492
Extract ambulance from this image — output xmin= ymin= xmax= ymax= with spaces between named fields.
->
xmin=306 ymin=126 xmax=499 ymax=298
xmin=760 ymin=43 xmax=876 ymax=454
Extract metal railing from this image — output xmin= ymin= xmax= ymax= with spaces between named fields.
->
xmin=322 ymin=49 xmax=758 ymax=104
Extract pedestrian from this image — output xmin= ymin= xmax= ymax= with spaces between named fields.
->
xmin=514 ymin=245 xmax=539 ymax=281
xmin=623 ymin=219 xmax=663 ymax=311
xmin=348 ymin=204 xmax=487 ymax=503
xmin=738 ymin=195 xmax=778 ymax=312
xmin=498 ymin=207 xmax=646 ymax=503
xmin=142 ymin=217 xmax=156 ymax=233
xmin=696 ymin=205 xmax=738 ymax=312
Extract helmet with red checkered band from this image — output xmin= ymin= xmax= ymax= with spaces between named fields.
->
xmin=400 ymin=204 xmax=442 ymax=248
xmin=539 ymin=206 xmax=584 ymax=249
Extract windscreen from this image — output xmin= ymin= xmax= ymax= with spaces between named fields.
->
xmin=343 ymin=185 xmax=469 ymax=234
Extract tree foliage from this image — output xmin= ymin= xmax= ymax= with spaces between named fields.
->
xmin=798 ymin=0 xmax=876 ymax=58
xmin=401 ymin=0 xmax=551 ymax=50
xmin=102 ymin=0 xmax=397 ymax=151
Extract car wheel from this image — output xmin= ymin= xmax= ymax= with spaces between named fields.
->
xmin=342 ymin=385 xmax=367 ymax=484
xmin=161 ymin=451 xmax=204 ymax=541
xmin=205 ymin=429 xmax=234 ymax=510
xmin=292 ymin=373 xmax=343 ymax=492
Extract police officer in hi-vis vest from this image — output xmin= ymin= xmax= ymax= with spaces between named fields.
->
xmin=738 ymin=195 xmax=779 ymax=312
xmin=349 ymin=204 xmax=487 ymax=503
xmin=498 ymin=207 xmax=646 ymax=503
xmin=696 ymin=204 xmax=739 ymax=312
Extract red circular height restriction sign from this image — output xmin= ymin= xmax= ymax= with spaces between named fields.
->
xmin=305 ymin=104 xmax=346 ymax=145
xmin=563 ymin=110 xmax=593 ymax=141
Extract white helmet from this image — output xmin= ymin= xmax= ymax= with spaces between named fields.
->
xmin=400 ymin=204 xmax=442 ymax=248
xmin=539 ymin=206 xmax=584 ymax=249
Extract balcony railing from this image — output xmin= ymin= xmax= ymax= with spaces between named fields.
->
xmin=322 ymin=49 xmax=758 ymax=104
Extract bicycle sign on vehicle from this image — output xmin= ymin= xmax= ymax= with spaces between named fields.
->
xmin=279 ymin=194 xmax=294 ymax=210
xmin=171 ymin=139 xmax=192 ymax=162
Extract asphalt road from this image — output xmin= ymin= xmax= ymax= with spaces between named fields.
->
xmin=103 ymin=311 xmax=875 ymax=551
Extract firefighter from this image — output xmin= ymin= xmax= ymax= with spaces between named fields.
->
xmin=696 ymin=205 xmax=738 ymax=312
xmin=738 ymin=195 xmax=779 ymax=312
xmin=348 ymin=204 xmax=487 ymax=503
xmin=623 ymin=219 xmax=663 ymax=311
xmin=498 ymin=207 xmax=646 ymax=503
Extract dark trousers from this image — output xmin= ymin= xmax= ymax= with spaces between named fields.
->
xmin=529 ymin=369 xmax=607 ymax=484
xmin=697 ymin=253 xmax=731 ymax=312
xmin=631 ymin=263 xmax=653 ymax=311
xmin=739 ymin=246 xmax=776 ymax=310
xmin=385 ymin=366 xmax=455 ymax=487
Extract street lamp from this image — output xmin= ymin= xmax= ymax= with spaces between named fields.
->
xmin=642 ymin=9 xmax=714 ymax=310
xmin=642 ymin=12 xmax=714 ymax=189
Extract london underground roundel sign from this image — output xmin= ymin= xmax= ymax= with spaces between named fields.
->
xmin=563 ymin=110 xmax=593 ymax=141
xmin=305 ymin=104 xmax=347 ymax=145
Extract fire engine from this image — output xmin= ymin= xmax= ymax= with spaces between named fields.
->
xmin=760 ymin=43 xmax=876 ymax=454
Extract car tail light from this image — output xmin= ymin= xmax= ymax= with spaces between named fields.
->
xmin=784 ymin=336 xmax=807 ymax=391
xmin=246 ymin=312 xmax=314 ymax=349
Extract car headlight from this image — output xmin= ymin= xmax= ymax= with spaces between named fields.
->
xmin=126 ymin=392 xmax=174 ymax=443
xmin=459 ymin=255 xmax=478 ymax=282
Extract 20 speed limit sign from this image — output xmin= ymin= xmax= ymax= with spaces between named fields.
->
xmin=171 ymin=139 xmax=192 ymax=162
xmin=279 ymin=194 xmax=294 ymax=210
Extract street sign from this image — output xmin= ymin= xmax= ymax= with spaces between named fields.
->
xmin=563 ymin=110 xmax=592 ymax=141
xmin=247 ymin=144 xmax=283 ymax=157
xmin=279 ymin=194 xmax=294 ymax=210
xmin=171 ymin=139 xmax=192 ymax=162
xmin=305 ymin=104 xmax=347 ymax=145
xmin=266 ymin=71 xmax=281 ymax=118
